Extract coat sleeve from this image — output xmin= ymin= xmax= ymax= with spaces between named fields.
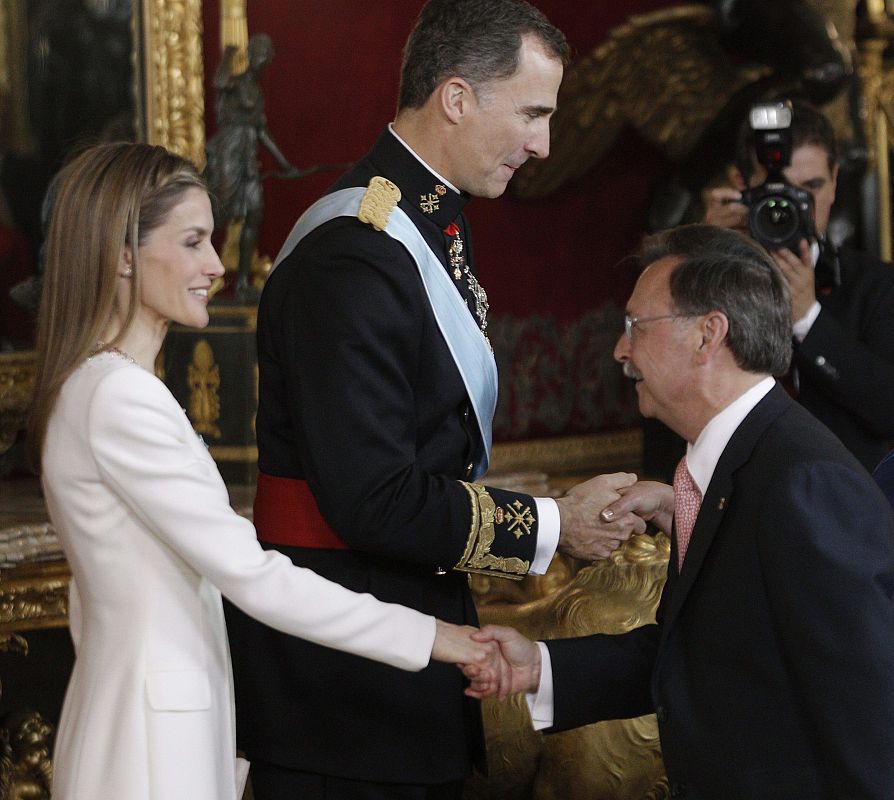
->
xmin=86 ymin=366 xmax=435 ymax=673
xmin=267 ymin=222 xmax=540 ymax=579
xmin=545 ymin=624 xmax=659 ymax=732
xmin=758 ymin=460 xmax=894 ymax=797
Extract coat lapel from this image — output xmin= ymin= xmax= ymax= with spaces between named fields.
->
xmin=661 ymin=384 xmax=793 ymax=634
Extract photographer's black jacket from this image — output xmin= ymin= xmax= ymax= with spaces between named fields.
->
xmin=794 ymin=246 xmax=894 ymax=471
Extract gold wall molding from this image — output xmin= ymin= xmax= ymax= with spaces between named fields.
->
xmin=490 ymin=429 xmax=643 ymax=478
xmin=141 ymin=0 xmax=206 ymax=167
xmin=208 ymin=445 xmax=258 ymax=462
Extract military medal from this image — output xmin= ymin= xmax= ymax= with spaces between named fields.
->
xmin=449 ymin=237 xmax=464 ymax=280
xmin=443 ymin=221 xmax=489 ymax=336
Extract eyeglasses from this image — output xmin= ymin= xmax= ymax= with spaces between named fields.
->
xmin=623 ymin=313 xmax=694 ymax=340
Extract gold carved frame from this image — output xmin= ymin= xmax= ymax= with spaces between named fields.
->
xmin=140 ymin=0 xmax=207 ymax=166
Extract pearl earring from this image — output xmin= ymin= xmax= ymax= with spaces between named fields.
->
xmin=120 ymin=266 xmax=133 ymax=278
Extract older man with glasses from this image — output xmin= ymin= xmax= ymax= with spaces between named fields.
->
xmin=467 ymin=223 xmax=894 ymax=800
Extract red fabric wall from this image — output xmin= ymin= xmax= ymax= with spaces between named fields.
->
xmin=202 ymin=1 xmax=677 ymax=439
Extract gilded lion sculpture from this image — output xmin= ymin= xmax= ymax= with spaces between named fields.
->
xmin=466 ymin=533 xmax=671 ymax=800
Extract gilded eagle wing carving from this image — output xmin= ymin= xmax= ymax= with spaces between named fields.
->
xmin=512 ymin=5 xmax=770 ymax=199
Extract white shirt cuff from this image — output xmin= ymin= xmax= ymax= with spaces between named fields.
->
xmin=525 ymin=641 xmax=554 ymax=730
xmin=530 ymin=497 xmax=560 ymax=575
xmin=792 ymin=301 xmax=821 ymax=342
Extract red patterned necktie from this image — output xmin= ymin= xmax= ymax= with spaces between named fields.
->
xmin=673 ymin=455 xmax=702 ymax=569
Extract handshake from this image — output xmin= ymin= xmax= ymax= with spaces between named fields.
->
xmin=437 ymin=473 xmax=675 ymax=697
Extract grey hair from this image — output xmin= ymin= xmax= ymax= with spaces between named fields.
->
xmin=638 ymin=224 xmax=792 ymax=376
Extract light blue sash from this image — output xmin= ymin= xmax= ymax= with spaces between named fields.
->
xmin=273 ymin=188 xmax=498 ymax=478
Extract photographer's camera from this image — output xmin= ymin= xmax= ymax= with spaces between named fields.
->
xmin=741 ymin=101 xmax=816 ymax=252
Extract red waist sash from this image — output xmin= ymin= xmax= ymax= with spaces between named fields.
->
xmin=253 ymin=472 xmax=349 ymax=549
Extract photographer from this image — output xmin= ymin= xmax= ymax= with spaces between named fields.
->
xmin=702 ymin=99 xmax=894 ymax=472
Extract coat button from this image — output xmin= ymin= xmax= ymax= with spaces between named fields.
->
xmin=670 ymin=782 xmax=687 ymax=798
xmin=655 ymin=706 xmax=668 ymax=723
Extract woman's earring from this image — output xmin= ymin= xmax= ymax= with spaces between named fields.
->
xmin=120 ymin=266 xmax=134 ymax=278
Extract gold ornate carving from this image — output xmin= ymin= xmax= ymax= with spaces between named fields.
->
xmin=0 ymin=353 xmax=36 ymax=457
xmin=0 ymin=561 xmax=69 ymax=633
xmin=466 ymin=534 xmax=671 ymax=800
xmin=0 ymin=711 xmax=54 ymax=800
xmin=455 ymin=482 xmax=529 ymax=580
xmin=358 ymin=177 xmax=401 ymax=231
xmin=142 ymin=0 xmax=206 ymax=167
xmin=187 ymin=339 xmax=222 ymax=438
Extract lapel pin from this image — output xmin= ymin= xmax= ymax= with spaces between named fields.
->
xmin=717 ymin=497 xmax=726 ymax=510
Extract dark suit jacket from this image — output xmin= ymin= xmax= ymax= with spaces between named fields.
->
xmin=794 ymin=246 xmax=894 ymax=472
xmin=546 ymin=385 xmax=894 ymax=799
xmin=226 ymin=129 xmax=543 ymax=783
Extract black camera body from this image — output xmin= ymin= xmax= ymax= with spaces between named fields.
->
xmin=740 ymin=101 xmax=816 ymax=252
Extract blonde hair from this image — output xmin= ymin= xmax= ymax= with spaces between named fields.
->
xmin=28 ymin=141 xmax=207 ymax=469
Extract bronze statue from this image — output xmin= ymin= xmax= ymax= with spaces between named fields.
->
xmin=204 ymin=34 xmax=299 ymax=301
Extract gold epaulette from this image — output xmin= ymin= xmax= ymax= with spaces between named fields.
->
xmin=357 ymin=176 xmax=401 ymax=231
xmin=454 ymin=482 xmax=530 ymax=580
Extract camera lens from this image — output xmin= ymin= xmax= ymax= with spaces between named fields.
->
xmin=750 ymin=195 xmax=800 ymax=247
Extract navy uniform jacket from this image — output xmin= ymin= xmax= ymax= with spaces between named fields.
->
xmin=226 ymin=129 xmax=543 ymax=783
xmin=545 ymin=385 xmax=894 ymax=799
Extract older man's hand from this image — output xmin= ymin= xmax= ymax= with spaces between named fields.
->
xmin=601 ymin=480 xmax=675 ymax=535
xmin=555 ymin=472 xmax=647 ymax=561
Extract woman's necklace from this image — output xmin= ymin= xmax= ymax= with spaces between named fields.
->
xmin=90 ymin=341 xmax=137 ymax=366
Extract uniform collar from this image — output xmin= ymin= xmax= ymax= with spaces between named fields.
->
xmin=368 ymin=126 xmax=469 ymax=227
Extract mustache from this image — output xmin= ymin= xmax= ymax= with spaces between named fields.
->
xmin=622 ymin=361 xmax=642 ymax=381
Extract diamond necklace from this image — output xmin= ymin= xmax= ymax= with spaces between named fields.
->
xmin=91 ymin=342 xmax=137 ymax=366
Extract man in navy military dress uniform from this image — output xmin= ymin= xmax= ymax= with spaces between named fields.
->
xmin=225 ymin=2 xmax=647 ymax=798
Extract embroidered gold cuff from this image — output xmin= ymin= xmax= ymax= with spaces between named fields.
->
xmin=454 ymin=482 xmax=530 ymax=581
